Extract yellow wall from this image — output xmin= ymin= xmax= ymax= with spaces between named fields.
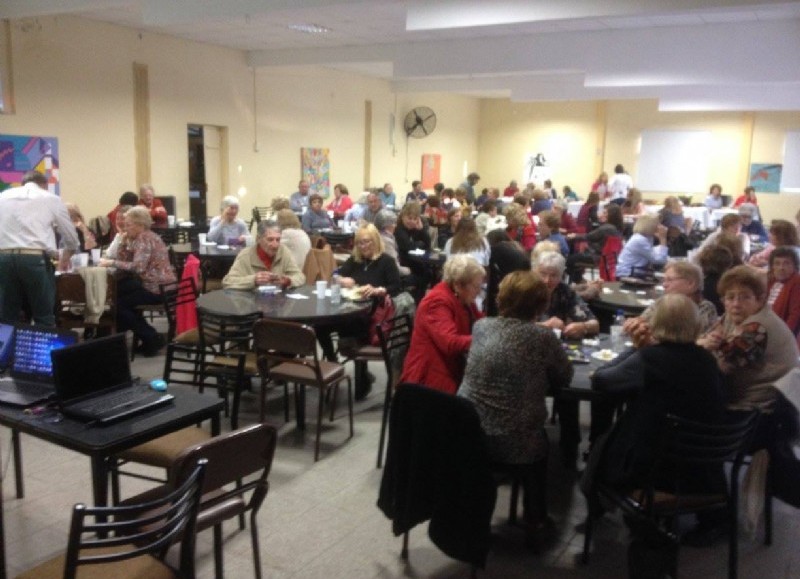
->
xmin=1 ymin=16 xmax=479 ymax=220
xmin=2 ymin=15 xmax=799 ymax=224
xmin=479 ymin=99 xmax=800 ymax=223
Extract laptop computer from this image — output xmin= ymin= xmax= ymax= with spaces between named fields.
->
xmin=0 ymin=321 xmax=13 ymax=372
xmin=0 ymin=323 xmax=79 ymax=406
xmin=52 ymin=334 xmax=174 ymax=424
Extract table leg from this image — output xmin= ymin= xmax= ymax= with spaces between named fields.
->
xmin=90 ymin=455 xmax=110 ymax=538
xmin=11 ymin=430 xmax=22 ymax=499
xmin=0 ymin=433 xmax=7 ymax=579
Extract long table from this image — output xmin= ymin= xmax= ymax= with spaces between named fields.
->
xmin=0 ymin=388 xmax=224 ymax=579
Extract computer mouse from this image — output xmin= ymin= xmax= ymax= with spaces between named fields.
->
xmin=150 ymin=379 xmax=168 ymax=392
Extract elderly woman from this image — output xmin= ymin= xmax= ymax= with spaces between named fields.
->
xmin=577 ymin=192 xmax=601 ymax=232
xmin=207 ymin=195 xmax=248 ymax=245
xmin=505 ymin=202 xmax=537 ymax=252
xmin=458 ymin=270 xmax=572 ymax=543
xmin=444 ymin=218 xmax=491 ymax=266
xmin=222 ymin=220 xmax=305 ymax=290
xmin=534 ymin=252 xmax=599 ymax=339
xmin=374 ymin=209 xmax=410 ymax=277
xmin=698 ymin=265 xmax=799 ymax=413
xmin=65 ymin=202 xmax=98 ymax=252
xmin=767 ymin=246 xmax=800 ymax=340
xmin=658 ymin=196 xmax=692 ymax=233
xmin=695 ymin=213 xmax=749 ymax=263
xmin=106 ymin=204 xmax=133 ymax=259
xmin=98 ymin=206 xmax=176 ymax=356
xmin=737 ymin=203 xmax=767 ymax=243
xmin=301 ymin=193 xmax=334 ymax=234
xmin=616 ymin=214 xmax=669 ymax=277
xmin=400 ymin=255 xmax=485 ymax=394
xmin=325 ymin=183 xmax=353 ymax=220
xmin=275 ymin=209 xmax=311 ymax=271
xmin=748 ymin=220 xmax=799 ymax=268
xmin=624 ymin=261 xmax=718 ymax=345
xmin=590 ymin=294 xmax=725 ymax=547
xmin=537 ymin=211 xmax=569 ymax=257
xmin=137 ymin=183 xmax=168 ymax=225
xmin=697 ymin=243 xmax=735 ymax=315
xmin=338 ymin=223 xmax=402 ymax=298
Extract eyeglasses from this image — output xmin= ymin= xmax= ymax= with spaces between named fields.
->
xmin=723 ymin=292 xmax=756 ymax=303
xmin=355 ymin=239 xmax=373 ymax=246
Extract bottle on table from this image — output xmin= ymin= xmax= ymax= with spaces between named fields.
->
xmin=610 ymin=309 xmax=625 ymax=351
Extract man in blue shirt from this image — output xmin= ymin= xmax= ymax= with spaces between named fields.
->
xmin=289 ymin=180 xmax=310 ymax=213
xmin=379 ymin=183 xmax=397 ymax=207
xmin=405 ymin=181 xmax=427 ymax=208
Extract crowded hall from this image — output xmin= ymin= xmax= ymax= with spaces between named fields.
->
xmin=2 ymin=2 xmax=800 ymax=578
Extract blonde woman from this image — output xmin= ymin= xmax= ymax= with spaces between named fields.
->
xmin=616 ymin=214 xmax=669 ymax=277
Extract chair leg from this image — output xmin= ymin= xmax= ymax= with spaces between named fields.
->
xmin=509 ymin=476 xmax=520 ymax=524
xmin=377 ymin=377 xmax=393 ymax=469
xmin=315 ymin=385 xmax=325 ymax=462
xmin=401 ymin=531 xmax=409 ymax=560
xmin=582 ymin=511 xmax=594 ymax=564
xmin=729 ymin=497 xmax=739 ymax=579
xmin=764 ymin=465 xmax=773 ymax=546
xmin=347 ymin=377 xmax=354 ymax=438
xmin=230 ymin=382 xmax=242 ymax=430
xmin=213 ymin=522 xmax=224 ymax=579
xmin=12 ymin=429 xmax=23 ymax=499
xmin=110 ymin=459 xmax=121 ymax=505
xmin=250 ymin=510 xmax=263 ymax=579
xmin=329 ymin=380 xmax=339 ymax=422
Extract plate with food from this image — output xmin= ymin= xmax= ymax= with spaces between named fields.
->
xmin=618 ymin=276 xmax=658 ymax=288
xmin=591 ymin=349 xmax=618 ymax=362
xmin=341 ymin=287 xmax=370 ymax=301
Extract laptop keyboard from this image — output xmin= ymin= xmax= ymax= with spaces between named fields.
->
xmin=70 ymin=389 xmax=165 ymax=416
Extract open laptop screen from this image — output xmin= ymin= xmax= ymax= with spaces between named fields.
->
xmin=12 ymin=325 xmax=78 ymax=381
xmin=51 ymin=334 xmax=132 ymax=403
xmin=0 ymin=322 xmax=13 ymax=371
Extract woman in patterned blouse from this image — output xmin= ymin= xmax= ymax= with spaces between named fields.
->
xmin=99 ymin=206 xmax=176 ymax=356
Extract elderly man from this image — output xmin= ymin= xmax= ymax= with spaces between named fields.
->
xmin=379 ymin=183 xmax=397 ymax=208
xmin=0 ymin=171 xmax=80 ymax=325
xmin=138 ymin=183 xmax=168 ymax=225
xmin=290 ymin=180 xmax=311 ymax=213
xmin=363 ymin=192 xmax=383 ymax=224
xmin=222 ymin=220 xmax=305 ymax=290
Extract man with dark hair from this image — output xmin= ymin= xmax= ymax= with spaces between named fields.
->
xmin=0 ymin=170 xmax=79 ymax=325
xmin=107 ymin=191 xmax=140 ymax=236
xmin=405 ymin=180 xmax=427 ymax=207
xmin=460 ymin=172 xmax=480 ymax=205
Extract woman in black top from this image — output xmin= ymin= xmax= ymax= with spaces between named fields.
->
xmin=394 ymin=202 xmax=433 ymax=299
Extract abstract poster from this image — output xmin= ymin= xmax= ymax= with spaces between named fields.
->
xmin=421 ymin=154 xmax=441 ymax=189
xmin=0 ymin=134 xmax=60 ymax=195
xmin=301 ymin=147 xmax=330 ymax=198
xmin=749 ymin=163 xmax=782 ymax=193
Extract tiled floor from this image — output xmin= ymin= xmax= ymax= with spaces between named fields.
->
xmin=2 ymin=332 xmax=799 ymax=578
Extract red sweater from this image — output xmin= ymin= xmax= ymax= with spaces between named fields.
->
xmin=400 ymin=281 xmax=483 ymax=394
xmin=769 ymin=273 xmax=800 ymax=338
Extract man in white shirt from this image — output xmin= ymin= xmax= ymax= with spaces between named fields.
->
xmin=608 ymin=164 xmax=633 ymax=205
xmin=0 ymin=171 xmax=79 ymax=325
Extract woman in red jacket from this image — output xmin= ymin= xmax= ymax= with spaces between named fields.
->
xmin=400 ymin=254 xmax=485 ymax=394
xmin=767 ymin=246 xmax=800 ymax=342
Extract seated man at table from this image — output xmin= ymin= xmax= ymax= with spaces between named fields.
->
xmin=222 ymin=220 xmax=305 ymax=290
xmin=138 ymin=183 xmax=168 ymax=226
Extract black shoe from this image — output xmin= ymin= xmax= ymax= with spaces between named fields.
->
xmin=681 ymin=523 xmax=728 ymax=548
xmin=141 ymin=335 xmax=165 ymax=357
xmin=354 ymin=382 xmax=372 ymax=401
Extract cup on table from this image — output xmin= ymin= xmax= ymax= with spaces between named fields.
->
xmin=90 ymin=248 xmax=101 ymax=265
xmin=316 ymin=280 xmax=328 ymax=299
xmin=198 ymin=233 xmax=207 ymax=244
xmin=167 ymin=215 xmax=176 ymax=226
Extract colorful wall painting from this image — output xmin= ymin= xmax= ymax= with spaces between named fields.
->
xmin=301 ymin=147 xmax=330 ymax=198
xmin=421 ymin=154 xmax=441 ymax=189
xmin=749 ymin=163 xmax=782 ymax=193
xmin=0 ymin=134 xmax=60 ymax=195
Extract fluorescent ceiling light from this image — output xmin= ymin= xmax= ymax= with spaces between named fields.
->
xmin=287 ymin=23 xmax=332 ymax=34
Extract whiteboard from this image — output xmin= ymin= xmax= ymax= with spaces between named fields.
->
xmin=781 ymin=131 xmax=800 ymax=192
xmin=636 ymin=130 xmax=711 ymax=193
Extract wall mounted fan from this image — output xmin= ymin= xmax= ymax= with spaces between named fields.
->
xmin=403 ymin=106 xmax=437 ymax=138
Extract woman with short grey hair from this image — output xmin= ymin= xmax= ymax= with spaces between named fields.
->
xmin=208 ymin=195 xmax=248 ymax=245
xmin=374 ymin=209 xmax=409 ymax=276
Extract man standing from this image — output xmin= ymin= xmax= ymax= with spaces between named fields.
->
xmin=290 ymin=180 xmax=311 ymax=213
xmin=0 ymin=171 xmax=80 ymax=325
xmin=460 ymin=172 xmax=480 ymax=205
xmin=608 ymin=164 xmax=633 ymax=205
xmin=138 ymin=183 xmax=168 ymax=225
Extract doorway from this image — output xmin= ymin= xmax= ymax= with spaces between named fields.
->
xmin=187 ymin=124 xmax=227 ymax=223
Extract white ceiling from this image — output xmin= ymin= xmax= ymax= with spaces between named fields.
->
xmin=3 ymin=0 xmax=800 ymax=110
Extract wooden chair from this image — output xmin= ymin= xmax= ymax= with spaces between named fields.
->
xmin=54 ymin=270 xmax=117 ymax=336
xmin=250 ymin=206 xmax=272 ymax=232
xmin=120 ymin=423 xmax=278 ymax=579
xmin=582 ymin=412 xmax=760 ymax=579
xmin=253 ymin=318 xmax=353 ymax=461
xmin=17 ymin=460 xmax=207 ymax=579
xmin=375 ymin=313 xmax=413 ymax=468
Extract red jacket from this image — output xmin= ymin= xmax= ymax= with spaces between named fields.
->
xmin=769 ymin=273 xmax=800 ymax=339
xmin=400 ymin=281 xmax=483 ymax=394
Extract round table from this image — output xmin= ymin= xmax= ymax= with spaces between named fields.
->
xmin=589 ymin=281 xmax=663 ymax=317
xmin=196 ymin=285 xmax=372 ymax=325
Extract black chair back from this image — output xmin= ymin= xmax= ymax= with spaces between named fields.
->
xmin=160 ymin=277 xmax=198 ymax=342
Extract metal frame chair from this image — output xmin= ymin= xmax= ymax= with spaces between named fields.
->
xmin=253 ymin=318 xmax=353 ymax=461
xmin=17 ymin=460 xmax=207 ymax=579
xmin=375 ymin=313 xmax=413 ymax=468
xmin=582 ymin=411 xmax=760 ymax=579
